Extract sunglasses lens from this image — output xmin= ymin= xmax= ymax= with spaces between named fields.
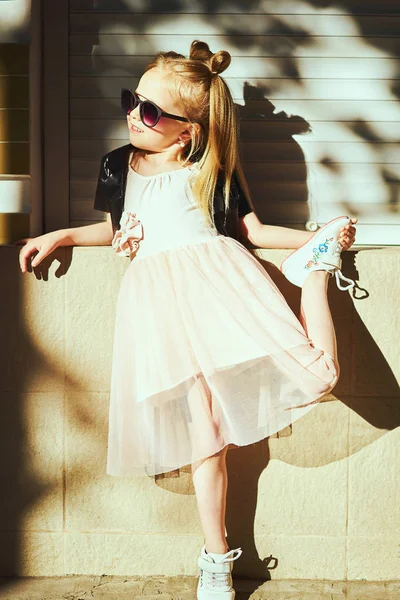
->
xmin=121 ymin=90 xmax=136 ymax=114
xmin=142 ymin=101 xmax=159 ymax=127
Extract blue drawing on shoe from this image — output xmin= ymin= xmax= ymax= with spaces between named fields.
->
xmin=305 ymin=236 xmax=334 ymax=270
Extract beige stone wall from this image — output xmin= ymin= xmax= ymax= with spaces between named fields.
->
xmin=0 ymin=245 xmax=399 ymax=581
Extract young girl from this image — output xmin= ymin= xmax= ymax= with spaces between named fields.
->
xmin=18 ymin=40 xmax=356 ymax=600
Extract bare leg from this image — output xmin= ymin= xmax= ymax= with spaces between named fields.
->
xmin=192 ymin=447 xmax=229 ymax=554
xmin=187 ymin=373 xmax=229 ymax=555
xmin=300 ymin=271 xmax=338 ymax=362
xmin=189 ymin=275 xmax=336 ymax=556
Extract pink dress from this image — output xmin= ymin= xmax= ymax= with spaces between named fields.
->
xmin=106 ymin=163 xmax=338 ymax=478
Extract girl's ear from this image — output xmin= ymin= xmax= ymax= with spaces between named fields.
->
xmin=178 ymin=122 xmax=200 ymax=144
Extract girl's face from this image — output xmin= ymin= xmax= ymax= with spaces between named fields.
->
xmin=126 ymin=68 xmax=192 ymax=154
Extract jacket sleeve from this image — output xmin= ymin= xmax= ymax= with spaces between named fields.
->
xmin=93 ymin=153 xmax=111 ymax=212
xmin=232 ymin=171 xmax=253 ymax=218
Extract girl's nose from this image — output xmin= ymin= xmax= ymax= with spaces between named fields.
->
xmin=128 ymin=105 xmax=141 ymax=123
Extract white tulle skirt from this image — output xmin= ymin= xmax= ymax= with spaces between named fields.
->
xmin=106 ymin=235 xmax=339 ymax=478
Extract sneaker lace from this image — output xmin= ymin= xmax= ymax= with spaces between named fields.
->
xmin=334 ymin=269 xmax=356 ymax=291
xmin=331 ymin=241 xmax=356 ymax=291
xmin=209 ymin=572 xmax=231 ymax=589
xmin=201 ymin=547 xmax=242 ymax=590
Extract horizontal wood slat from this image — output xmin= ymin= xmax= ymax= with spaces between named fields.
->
xmin=71 ymin=198 xmax=400 ymax=236
xmin=70 ymin=77 xmax=400 ymax=101
xmin=70 ymin=139 xmax=400 ymax=163
xmin=70 ymin=55 xmax=400 ymax=80
xmin=71 ymin=180 xmax=312 ymax=199
xmin=70 ymin=159 xmax=400 ymax=182
xmin=69 ymin=35 xmax=400 ymax=59
xmin=70 ymin=98 xmax=400 ymax=123
xmin=71 ymin=199 xmax=311 ymax=224
xmin=69 ymin=14 xmax=400 ymax=36
xmin=66 ymin=218 xmax=400 ymax=246
xmin=69 ymin=179 xmax=400 ymax=207
xmin=69 ymin=119 xmax=400 ymax=143
xmin=70 ymin=1 xmax=400 ymax=15
xmin=311 ymin=207 xmax=400 ymax=224
xmin=68 ymin=3 xmax=400 ymax=242
xmin=69 ymin=210 xmax=400 ymax=227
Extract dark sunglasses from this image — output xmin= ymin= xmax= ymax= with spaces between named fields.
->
xmin=121 ymin=88 xmax=189 ymax=128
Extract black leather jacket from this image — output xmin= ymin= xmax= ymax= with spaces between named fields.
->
xmin=93 ymin=143 xmax=252 ymax=240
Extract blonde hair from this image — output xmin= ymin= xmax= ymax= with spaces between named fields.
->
xmin=143 ymin=40 xmax=253 ymax=228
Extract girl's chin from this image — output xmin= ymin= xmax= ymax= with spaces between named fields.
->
xmin=129 ymin=138 xmax=149 ymax=150
xmin=129 ymin=138 xmax=168 ymax=154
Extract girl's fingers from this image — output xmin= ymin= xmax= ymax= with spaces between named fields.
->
xmin=31 ymin=252 xmax=45 ymax=267
xmin=19 ymin=244 xmax=39 ymax=272
xmin=339 ymin=221 xmax=356 ymax=249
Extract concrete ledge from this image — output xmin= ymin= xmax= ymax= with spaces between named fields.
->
xmin=0 ymin=575 xmax=399 ymax=600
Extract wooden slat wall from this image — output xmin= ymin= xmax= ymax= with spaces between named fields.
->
xmin=0 ymin=44 xmax=29 ymax=174
xmin=69 ymin=0 xmax=400 ymax=244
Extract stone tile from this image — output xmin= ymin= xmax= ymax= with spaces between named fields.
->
xmin=223 ymin=405 xmax=349 ymax=559
xmin=65 ymin=392 xmax=202 ymax=534
xmin=65 ymin=248 xmax=127 ymax=393
xmin=0 ymin=532 xmax=64 ymax=576
xmin=64 ymin=532 xmax=346 ymax=580
xmin=347 ymin=536 xmax=400 ymax=581
xmin=248 ymin=535 xmax=347 ymax=581
xmin=351 ymin=250 xmax=400 ymax=398
xmin=0 ymin=576 xmax=399 ymax=600
xmin=253 ymin=453 xmax=348 ymax=536
xmin=352 ymin=317 xmax=400 ymax=397
xmin=348 ymin=400 xmax=391 ymax=455
xmin=348 ymin=426 xmax=400 ymax=537
xmin=238 ymin=577 xmax=346 ymax=595
xmin=0 ymin=247 xmax=65 ymax=392
xmin=347 ymin=580 xmax=400 ymax=598
xmin=268 ymin=401 xmax=350 ymax=466
xmin=64 ymin=533 xmax=205 ymax=576
xmin=0 ymin=392 xmax=63 ymax=532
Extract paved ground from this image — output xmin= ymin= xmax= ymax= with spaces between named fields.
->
xmin=0 ymin=576 xmax=399 ymax=599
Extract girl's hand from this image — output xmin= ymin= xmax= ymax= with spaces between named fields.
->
xmin=339 ymin=218 xmax=357 ymax=250
xmin=15 ymin=231 xmax=64 ymax=273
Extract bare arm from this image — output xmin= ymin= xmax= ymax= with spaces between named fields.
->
xmin=58 ymin=213 xmax=114 ymax=246
xmin=17 ymin=213 xmax=114 ymax=273
xmin=239 ymin=212 xmax=357 ymax=250
xmin=238 ymin=212 xmax=313 ymax=249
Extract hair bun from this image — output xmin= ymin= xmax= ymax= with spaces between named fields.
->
xmin=189 ymin=40 xmax=231 ymax=76
xmin=189 ymin=40 xmax=212 ymax=62
xmin=209 ymin=51 xmax=231 ymax=75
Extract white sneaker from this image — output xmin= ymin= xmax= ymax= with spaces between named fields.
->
xmin=280 ymin=216 xmax=356 ymax=291
xmin=197 ymin=545 xmax=243 ymax=600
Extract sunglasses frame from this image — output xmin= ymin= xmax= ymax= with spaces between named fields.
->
xmin=121 ymin=88 xmax=189 ymax=128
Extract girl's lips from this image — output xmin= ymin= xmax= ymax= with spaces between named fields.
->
xmin=130 ymin=124 xmax=143 ymax=133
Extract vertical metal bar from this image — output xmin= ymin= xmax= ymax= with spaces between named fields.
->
xmin=30 ymin=0 xmax=42 ymax=237
xmin=42 ymin=0 xmax=69 ymax=232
